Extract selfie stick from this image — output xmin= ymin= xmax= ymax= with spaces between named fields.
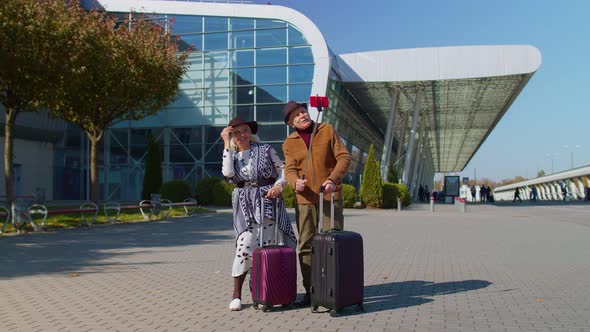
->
xmin=302 ymin=95 xmax=325 ymax=180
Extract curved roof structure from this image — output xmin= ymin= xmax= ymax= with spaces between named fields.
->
xmin=87 ymin=0 xmax=331 ymax=107
xmin=89 ymin=1 xmax=542 ymax=175
xmin=335 ymin=45 xmax=542 ymax=172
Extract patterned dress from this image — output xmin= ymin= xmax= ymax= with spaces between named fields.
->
xmin=222 ymin=142 xmax=296 ymax=276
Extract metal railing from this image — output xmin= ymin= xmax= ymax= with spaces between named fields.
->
xmin=0 ymin=197 xmax=199 ymax=235
xmin=494 ymin=165 xmax=590 ymax=202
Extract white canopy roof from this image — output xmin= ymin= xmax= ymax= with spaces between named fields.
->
xmin=335 ymin=45 xmax=541 ymax=172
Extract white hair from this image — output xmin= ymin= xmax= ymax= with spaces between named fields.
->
xmin=229 ymin=134 xmax=259 ymax=152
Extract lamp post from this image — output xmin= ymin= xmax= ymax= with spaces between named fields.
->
xmin=563 ymin=145 xmax=582 ymax=169
xmin=545 ymin=153 xmax=555 ymax=174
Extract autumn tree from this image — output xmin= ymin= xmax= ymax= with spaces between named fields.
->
xmin=0 ymin=0 xmax=73 ymax=207
xmin=53 ymin=3 xmax=189 ymax=203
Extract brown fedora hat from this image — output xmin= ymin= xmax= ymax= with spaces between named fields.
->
xmin=228 ymin=117 xmax=258 ymax=134
xmin=283 ymin=101 xmax=307 ymax=124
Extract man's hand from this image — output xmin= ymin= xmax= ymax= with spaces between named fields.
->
xmin=322 ymin=179 xmax=336 ymax=194
xmin=295 ymin=178 xmax=307 ymax=192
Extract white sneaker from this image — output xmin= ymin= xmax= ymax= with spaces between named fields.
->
xmin=229 ymin=298 xmax=241 ymax=311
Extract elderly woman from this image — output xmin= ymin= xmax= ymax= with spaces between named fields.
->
xmin=221 ymin=117 xmax=296 ymax=311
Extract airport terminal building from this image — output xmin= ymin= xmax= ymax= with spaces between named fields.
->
xmin=0 ymin=0 xmax=541 ymax=202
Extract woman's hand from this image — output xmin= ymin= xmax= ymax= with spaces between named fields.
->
xmin=266 ymin=184 xmax=283 ymax=198
xmin=220 ymin=126 xmax=233 ymax=146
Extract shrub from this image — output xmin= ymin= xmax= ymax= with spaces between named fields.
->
xmin=395 ymin=183 xmax=412 ymax=206
xmin=386 ymin=162 xmax=399 ymax=184
xmin=141 ymin=133 xmax=162 ymax=199
xmin=212 ymin=180 xmax=235 ymax=206
xmin=196 ymin=177 xmax=224 ymax=205
xmin=161 ymin=180 xmax=192 ymax=203
xmin=360 ymin=144 xmax=383 ymax=208
xmin=381 ymin=182 xmax=400 ymax=209
xmin=282 ymin=184 xmax=295 ymax=208
xmin=341 ymin=184 xmax=357 ymax=208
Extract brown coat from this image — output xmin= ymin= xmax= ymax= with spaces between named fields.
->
xmin=283 ymin=123 xmax=351 ymax=204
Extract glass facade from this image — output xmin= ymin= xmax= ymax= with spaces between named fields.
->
xmin=324 ymin=79 xmax=385 ymax=188
xmin=53 ymin=14 xmax=315 ymax=200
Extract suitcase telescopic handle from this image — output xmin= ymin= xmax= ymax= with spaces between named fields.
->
xmin=259 ymin=190 xmax=280 ymax=248
xmin=318 ymin=186 xmax=335 ymax=234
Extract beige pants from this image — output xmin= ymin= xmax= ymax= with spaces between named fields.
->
xmin=295 ymin=200 xmax=344 ymax=290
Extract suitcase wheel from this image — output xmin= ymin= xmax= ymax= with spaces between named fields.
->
xmin=329 ymin=309 xmax=339 ymax=317
xmin=311 ymin=305 xmax=319 ymax=313
xmin=261 ymin=304 xmax=272 ymax=312
xmin=356 ymin=304 xmax=365 ymax=312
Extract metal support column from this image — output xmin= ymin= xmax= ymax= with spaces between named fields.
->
xmin=395 ymin=113 xmax=409 ymax=183
xmin=410 ymin=138 xmax=424 ymax=198
xmin=381 ymin=89 xmax=399 ymax=181
xmin=402 ymin=88 xmax=421 ymax=186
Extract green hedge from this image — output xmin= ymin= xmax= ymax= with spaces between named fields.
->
xmin=195 ymin=177 xmax=221 ymax=205
xmin=342 ymin=184 xmax=357 ymax=208
xmin=281 ymin=183 xmax=356 ymax=208
xmin=196 ymin=177 xmax=235 ymax=206
xmin=382 ymin=182 xmax=400 ymax=209
xmin=396 ymin=183 xmax=411 ymax=206
xmin=161 ymin=180 xmax=192 ymax=203
xmin=212 ymin=180 xmax=235 ymax=206
xmin=282 ymin=184 xmax=295 ymax=208
xmin=382 ymin=182 xmax=412 ymax=208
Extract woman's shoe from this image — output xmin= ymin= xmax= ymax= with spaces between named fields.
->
xmin=229 ymin=298 xmax=242 ymax=311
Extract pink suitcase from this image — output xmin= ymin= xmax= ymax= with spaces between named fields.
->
xmin=251 ymin=195 xmax=297 ymax=311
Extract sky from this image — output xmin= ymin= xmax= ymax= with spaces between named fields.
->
xmin=260 ymin=0 xmax=590 ymax=182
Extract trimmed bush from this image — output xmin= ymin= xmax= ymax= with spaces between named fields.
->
xmin=142 ymin=133 xmax=162 ymax=199
xmin=196 ymin=177 xmax=224 ymax=205
xmin=395 ymin=183 xmax=412 ymax=206
xmin=360 ymin=144 xmax=383 ymax=208
xmin=282 ymin=184 xmax=295 ymax=208
xmin=195 ymin=177 xmax=235 ymax=206
xmin=212 ymin=180 xmax=235 ymax=206
xmin=342 ymin=184 xmax=357 ymax=208
xmin=386 ymin=162 xmax=399 ymax=184
xmin=381 ymin=182 xmax=400 ymax=209
xmin=161 ymin=180 xmax=192 ymax=203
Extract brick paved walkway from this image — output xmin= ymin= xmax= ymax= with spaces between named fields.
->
xmin=1 ymin=203 xmax=589 ymax=331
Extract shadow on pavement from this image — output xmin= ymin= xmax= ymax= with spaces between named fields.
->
xmin=0 ymin=212 xmax=235 ymax=279
xmin=326 ymin=279 xmax=492 ymax=316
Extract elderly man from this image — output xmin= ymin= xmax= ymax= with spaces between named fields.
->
xmin=282 ymin=100 xmax=351 ymax=307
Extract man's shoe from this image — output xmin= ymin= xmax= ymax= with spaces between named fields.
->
xmin=294 ymin=293 xmax=311 ymax=307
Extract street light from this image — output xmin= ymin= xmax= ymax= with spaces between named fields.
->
xmin=563 ymin=145 xmax=582 ymax=169
xmin=545 ymin=153 xmax=558 ymax=174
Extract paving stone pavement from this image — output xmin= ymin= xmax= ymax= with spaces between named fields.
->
xmin=1 ymin=203 xmax=590 ymax=332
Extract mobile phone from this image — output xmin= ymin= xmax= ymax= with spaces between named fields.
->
xmin=309 ymin=95 xmax=329 ymax=108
